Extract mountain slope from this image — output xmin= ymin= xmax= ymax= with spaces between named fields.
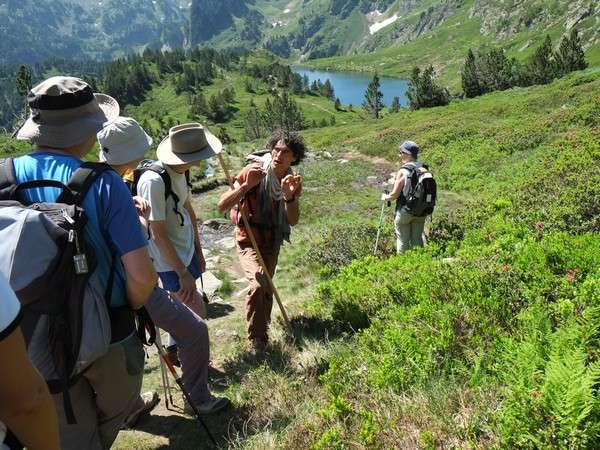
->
xmin=189 ymin=0 xmax=599 ymax=85
xmin=0 ymin=0 xmax=188 ymax=65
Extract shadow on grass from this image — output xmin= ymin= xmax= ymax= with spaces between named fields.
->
xmin=135 ymin=403 xmax=289 ymax=450
xmin=134 ymin=404 xmax=247 ymax=450
xmin=219 ymin=314 xmax=343 ymax=384
xmin=207 ymin=302 xmax=235 ymax=319
xmin=287 ymin=314 xmax=343 ymax=343
xmin=220 ymin=339 xmax=292 ymax=385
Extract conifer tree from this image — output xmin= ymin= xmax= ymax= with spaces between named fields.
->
xmin=390 ymin=96 xmax=401 ymax=113
xmin=555 ymin=28 xmax=587 ymax=77
xmin=527 ymin=35 xmax=556 ymax=85
xmin=15 ymin=64 xmax=32 ymax=97
xmin=222 ymin=87 xmax=235 ymax=104
xmin=244 ymin=106 xmax=263 ymax=140
xmin=363 ymin=73 xmax=383 ymax=119
xmin=322 ymin=79 xmax=335 ymax=100
xmin=407 ymin=66 xmax=450 ymax=110
xmin=334 ymin=97 xmax=342 ymax=111
xmin=462 ymin=49 xmax=482 ymax=98
xmin=190 ymin=92 xmax=208 ymax=118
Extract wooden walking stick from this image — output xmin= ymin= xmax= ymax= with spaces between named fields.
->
xmin=217 ymin=153 xmax=292 ymax=331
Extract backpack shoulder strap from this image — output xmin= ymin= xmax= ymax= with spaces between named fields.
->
xmin=185 ymin=170 xmax=192 ymax=190
xmin=61 ymin=162 xmax=113 ymax=206
xmin=0 ymin=157 xmax=16 ymax=193
xmin=140 ymin=163 xmax=173 ymax=201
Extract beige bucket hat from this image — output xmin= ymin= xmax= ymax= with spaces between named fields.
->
xmin=156 ymin=123 xmax=222 ymax=165
xmin=16 ymin=76 xmax=119 ymax=148
xmin=98 ymin=117 xmax=153 ymax=165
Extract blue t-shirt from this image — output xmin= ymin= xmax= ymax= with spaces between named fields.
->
xmin=12 ymin=151 xmax=147 ymax=308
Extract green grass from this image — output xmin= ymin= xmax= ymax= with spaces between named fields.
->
xmin=3 ymin=57 xmax=600 ymax=450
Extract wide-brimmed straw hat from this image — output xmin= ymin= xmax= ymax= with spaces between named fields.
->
xmin=16 ymin=76 xmax=119 ymax=148
xmin=98 ymin=117 xmax=152 ymax=165
xmin=156 ymin=123 xmax=222 ymax=165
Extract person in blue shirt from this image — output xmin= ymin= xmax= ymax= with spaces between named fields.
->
xmin=12 ymin=76 xmax=157 ymax=450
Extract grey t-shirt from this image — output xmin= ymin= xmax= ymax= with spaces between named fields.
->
xmin=396 ymin=160 xmax=424 ymax=212
xmin=137 ymin=162 xmax=195 ymax=273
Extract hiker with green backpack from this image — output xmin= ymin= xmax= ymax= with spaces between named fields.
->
xmin=98 ymin=118 xmax=230 ymax=422
xmin=0 ymin=76 xmax=158 ymax=449
xmin=382 ymin=140 xmax=437 ymax=253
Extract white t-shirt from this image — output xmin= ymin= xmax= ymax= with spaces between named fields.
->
xmin=0 ymin=274 xmax=21 ymax=450
xmin=137 ymin=162 xmax=195 ymax=273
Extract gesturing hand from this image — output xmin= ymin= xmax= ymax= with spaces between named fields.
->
xmin=245 ymin=167 xmax=266 ymax=189
xmin=282 ymin=174 xmax=302 ymax=201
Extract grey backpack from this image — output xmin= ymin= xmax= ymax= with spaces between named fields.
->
xmin=0 ymin=158 xmax=115 ymax=423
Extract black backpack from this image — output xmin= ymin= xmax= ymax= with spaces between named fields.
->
xmin=0 ymin=158 xmax=116 ymax=424
xmin=129 ymin=159 xmax=191 ymax=227
xmin=397 ymin=163 xmax=437 ymax=217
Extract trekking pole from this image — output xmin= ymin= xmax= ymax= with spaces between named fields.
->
xmin=154 ymin=340 xmax=218 ymax=446
xmin=373 ymin=187 xmax=390 ymax=255
xmin=217 ymin=153 xmax=292 ymax=331
xmin=154 ymin=327 xmax=173 ymax=409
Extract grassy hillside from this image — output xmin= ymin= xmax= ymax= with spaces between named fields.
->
xmin=307 ymin=1 xmax=600 ymax=88
xmin=120 ymin=68 xmax=600 ymax=449
xmin=2 ymin=60 xmax=599 ymax=448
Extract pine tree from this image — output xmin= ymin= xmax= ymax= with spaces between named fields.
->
xmin=527 ymin=35 xmax=556 ymax=85
xmin=217 ymin=126 xmax=234 ymax=144
xmin=334 ymin=97 xmax=342 ymax=111
xmin=363 ymin=73 xmax=383 ymax=119
xmin=390 ymin=96 xmax=401 ymax=113
xmin=244 ymin=106 xmax=263 ymax=140
xmin=222 ymin=87 xmax=235 ymax=104
xmin=322 ymin=79 xmax=335 ymax=100
xmin=407 ymin=66 xmax=450 ymax=110
xmin=555 ymin=28 xmax=587 ymax=77
xmin=461 ymin=49 xmax=482 ymax=98
xmin=190 ymin=92 xmax=208 ymax=118
xmin=15 ymin=64 xmax=32 ymax=97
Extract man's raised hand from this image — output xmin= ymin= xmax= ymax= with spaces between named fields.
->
xmin=282 ymin=174 xmax=302 ymax=201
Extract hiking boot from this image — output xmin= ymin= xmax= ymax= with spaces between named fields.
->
xmin=123 ymin=391 xmax=160 ymax=428
xmin=184 ymin=395 xmax=231 ymax=416
xmin=165 ymin=344 xmax=181 ymax=367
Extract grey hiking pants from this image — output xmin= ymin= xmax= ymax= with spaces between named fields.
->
xmin=395 ymin=209 xmax=426 ymax=253
xmin=53 ymin=333 xmax=144 ymax=450
xmin=144 ymin=287 xmax=211 ymax=405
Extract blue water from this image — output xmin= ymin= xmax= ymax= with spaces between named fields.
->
xmin=293 ymin=67 xmax=409 ymax=107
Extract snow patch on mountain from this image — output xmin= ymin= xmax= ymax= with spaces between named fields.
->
xmin=369 ymin=14 xmax=399 ymax=35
